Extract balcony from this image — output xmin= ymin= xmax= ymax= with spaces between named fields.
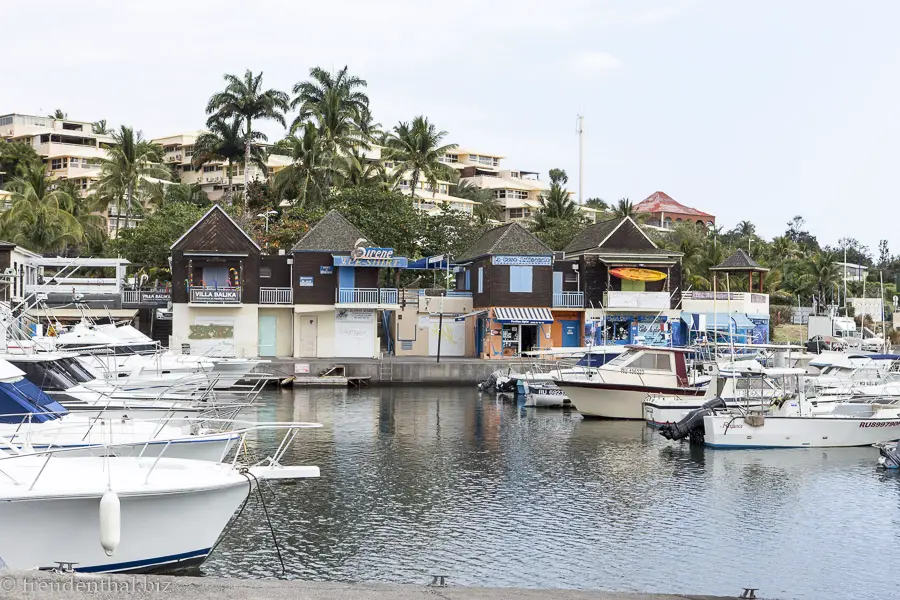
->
xmin=123 ymin=290 xmax=171 ymax=306
xmin=190 ymin=286 xmax=241 ymax=304
xmin=681 ymin=291 xmax=769 ymax=316
xmin=553 ymin=291 xmax=584 ymax=308
xmin=260 ymin=287 xmax=292 ymax=305
xmin=336 ymin=288 xmax=399 ymax=306
xmin=604 ymin=291 xmax=671 ymax=310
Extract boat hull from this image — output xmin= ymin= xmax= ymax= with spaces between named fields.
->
xmin=703 ymin=414 xmax=900 ymax=448
xmin=0 ymin=479 xmax=250 ymax=573
xmin=558 ymin=381 xmax=704 ymax=419
xmin=525 ymin=384 xmax=571 ymax=408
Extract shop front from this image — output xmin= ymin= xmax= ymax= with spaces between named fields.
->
xmin=480 ymin=307 xmax=554 ymax=358
xmin=584 ymin=314 xmax=681 ymax=347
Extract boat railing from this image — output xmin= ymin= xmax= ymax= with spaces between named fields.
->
xmin=0 ymin=420 xmax=324 ymax=489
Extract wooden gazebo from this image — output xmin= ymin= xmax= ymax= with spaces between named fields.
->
xmin=709 ymin=249 xmax=769 ymax=292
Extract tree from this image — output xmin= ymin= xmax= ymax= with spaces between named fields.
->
xmin=0 ymin=139 xmax=42 ymax=186
xmin=328 ymin=187 xmax=422 ymax=261
xmin=95 ymin=126 xmax=170 ymax=235
xmin=803 ymin=251 xmax=841 ymax=309
xmin=50 ymin=178 xmax=108 ymax=251
xmin=452 ymin=180 xmax=500 ymax=224
xmin=879 ymin=240 xmax=891 ymax=268
xmin=291 ymin=66 xmax=371 ymax=191
xmin=206 ymin=70 xmax=289 ymax=205
xmin=785 ymin=215 xmax=819 ymax=251
xmin=0 ymin=164 xmax=84 ymax=252
xmin=612 ymin=197 xmax=640 ymax=219
xmin=419 ymin=206 xmax=486 ymax=261
xmin=92 ymin=120 xmax=110 ymax=135
xmin=112 ymin=203 xmax=208 ymax=268
xmin=270 ymin=123 xmax=329 ymax=208
xmin=48 ymin=109 xmax=67 ymax=119
xmin=193 ymin=116 xmax=264 ymax=194
xmin=584 ymin=197 xmax=609 ymax=212
xmin=386 ymin=116 xmax=457 ymax=202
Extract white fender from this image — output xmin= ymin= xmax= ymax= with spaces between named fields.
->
xmin=99 ymin=488 xmax=121 ymax=556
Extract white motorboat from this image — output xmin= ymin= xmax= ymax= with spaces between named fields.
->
xmin=0 ymin=423 xmax=320 ymax=573
xmin=659 ymin=366 xmax=900 ymax=448
xmin=644 ymin=360 xmax=790 ymax=425
xmin=554 ymin=346 xmax=710 ymax=419
xmin=810 ymin=353 xmax=900 ymax=393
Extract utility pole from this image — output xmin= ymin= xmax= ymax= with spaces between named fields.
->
xmin=577 ymin=115 xmax=584 ymax=205
xmin=843 ymin=245 xmax=848 ymax=315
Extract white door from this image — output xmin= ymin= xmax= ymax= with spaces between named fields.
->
xmin=429 ymin=318 xmax=466 ymax=356
xmin=334 ymin=309 xmax=376 ymax=357
xmin=299 ymin=316 xmax=317 ymax=357
xmin=258 ymin=315 xmax=277 ymax=357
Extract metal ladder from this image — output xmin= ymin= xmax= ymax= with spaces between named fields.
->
xmin=378 ymin=355 xmax=393 ymax=384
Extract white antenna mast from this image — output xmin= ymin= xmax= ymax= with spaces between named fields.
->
xmin=577 ymin=115 xmax=584 ymax=205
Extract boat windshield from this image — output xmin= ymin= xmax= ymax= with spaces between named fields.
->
xmin=56 ymin=357 xmax=96 ymax=383
xmin=9 ymin=360 xmax=78 ymax=392
xmin=605 ymin=352 xmax=635 ymax=368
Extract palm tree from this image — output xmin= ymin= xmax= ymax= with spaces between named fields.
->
xmin=206 ymin=70 xmax=289 ymax=204
xmin=270 ymin=123 xmax=329 ymax=208
xmin=804 ymin=251 xmax=841 ymax=310
xmin=339 ymin=150 xmax=396 ymax=190
xmin=613 ymin=197 xmax=640 ymax=220
xmin=532 ymin=177 xmax=579 ymax=232
xmin=453 ymin=180 xmax=500 ymax=224
xmin=386 ymin=116 xmax=457 ymax=203
xmin=291 ymin=66 xmax=371 ymax=191
xmin=193 ymin=117 xmax=264 ymax=197
xmin=92 ymin=119 xmax=110 ymax=135
xmin=0 ymin=164 xmax=84 ymax=252
xmin=95 ymin=126 xmax=170 ymax=235
xmin=50 ymin=179 xmax=107 ymax=248
xmin=47 ymin=109 xmax=67 ymax=119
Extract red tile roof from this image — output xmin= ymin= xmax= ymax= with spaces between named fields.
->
xmin=633 ymin=191 xmax=714 ymax=219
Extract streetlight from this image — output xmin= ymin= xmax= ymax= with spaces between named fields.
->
xmin=257 ymin=210 xmax=278 ymax=249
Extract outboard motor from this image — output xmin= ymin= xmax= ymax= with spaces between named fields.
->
xmin=495 ymin=376 xmax=517 ymax=394
xmin=659 ymin=397 xmax=727 ymax=443
xmin=478 ymin=370 xmax=503 ymax=392
xmin=878 ymin=442 xmax=900 ymax=469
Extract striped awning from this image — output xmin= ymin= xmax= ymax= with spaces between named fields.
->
xmin=493 ymin=307 xmax=554 ymax=324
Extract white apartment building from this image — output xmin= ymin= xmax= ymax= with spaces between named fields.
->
xmin=151 ymin=132 xmax=295 ymax=203
xmin=0 ymin=113 xmax=114 ymax=196
xmin=440 ymin=148 xmax=596 ymax=223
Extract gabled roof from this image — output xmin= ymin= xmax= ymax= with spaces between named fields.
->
xmin=292 ymin=210 xmax=368 ymax=252
xmin=710 ymin=249 xmax=769 ymax=272
xmin=457 ymin=222 xmax=552 ymax=262
xmin=563 ymin=216 xmax=677 ymax=257
xmin=634 ymin=191 xmax=714 ymax=219
xmin=170 ymin=204 xmax=261 ymax=251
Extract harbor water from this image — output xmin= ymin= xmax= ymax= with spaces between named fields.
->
xmin=206 ymin=387 xmax=897 ymax=600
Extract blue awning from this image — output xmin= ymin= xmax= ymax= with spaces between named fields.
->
xmin=406 ymin=255 xmax=451 ymax=270
xmin=681 ymin=312 xmax=756 ymax=330
xmin=494 ymin=307 xmax=554 ymax=324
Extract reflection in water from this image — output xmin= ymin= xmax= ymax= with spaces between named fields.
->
xmin=205 ymin=387 xmax=898 ymax=600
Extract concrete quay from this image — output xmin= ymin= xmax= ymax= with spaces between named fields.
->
xmin=0 ymin=571 xmax=757 ymax=600
xmin=267 ymin=357 xmax=522 ymax=386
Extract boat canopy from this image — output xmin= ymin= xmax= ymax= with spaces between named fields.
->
xmin=0 ymin=377 xmax=67 ymax=424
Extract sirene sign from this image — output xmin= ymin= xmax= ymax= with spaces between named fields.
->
xmin=351 ymin=246 xmax=395 ymax=260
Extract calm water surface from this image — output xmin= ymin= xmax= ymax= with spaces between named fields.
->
xmin=204 ymin=387 xmax=898 ymax=599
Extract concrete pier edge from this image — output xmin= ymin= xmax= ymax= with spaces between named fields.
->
xmin=0 ymin=571 xmax=756 ymax=600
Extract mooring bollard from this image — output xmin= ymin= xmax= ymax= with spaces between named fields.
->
xmin=52 ymin=561 xmax=78 ymax=574
xmin=740 ymin=588 xmax=758 ymax=599
xmin=428 ymin=575 xmax=448 ymax=587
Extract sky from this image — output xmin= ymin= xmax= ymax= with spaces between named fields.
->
xmin=4 ymin=0 xmax=899 ymax=252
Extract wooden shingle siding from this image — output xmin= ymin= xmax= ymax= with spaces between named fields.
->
xmin=292 ymin=252 xmax=339 ymax=305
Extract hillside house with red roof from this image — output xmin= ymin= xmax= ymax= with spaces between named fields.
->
xmin=634 ymin=192 xmax=715 ymax=229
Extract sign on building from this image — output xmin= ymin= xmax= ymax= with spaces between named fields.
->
xmin=491 ymin=255 xmax=552 ymax=266
xmin=298 ymin=277 xmax=314 ymax=287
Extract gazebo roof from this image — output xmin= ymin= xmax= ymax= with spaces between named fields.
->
xmin=709 ymin=249 xmax=769 ymax=272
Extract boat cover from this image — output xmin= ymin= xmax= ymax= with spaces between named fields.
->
xmin=0 ymin=378 xmax=67 ymax=423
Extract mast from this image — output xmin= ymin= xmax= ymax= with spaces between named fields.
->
xmin=577 ymin=115 xmax=584 ymax=205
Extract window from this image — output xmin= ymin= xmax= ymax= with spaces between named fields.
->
xmin=184 ymin=146 xmax=194 ymax=157
xmin=182 ymin=164 xmax=193 ymax=172
xmin=260 ymin=266 xmax=272 ymax=278
xmin=508 ymin=208 xmax=524 ymax=219
xmin=564 ymin=272 xmax=578 ymax=283
xmin=465 ymin=270 xmax=471 ymax=290
xmin=509 ymin=266 xmax=533 ymax=293
xmin=477 ymin=267 xmax=483 ymax=294
xmin=510 ymin=171 xmax=520 ymax=178
xmin=632 ymin=352 xmax=672 ymax=371
xmin=203 ymin=165 xmax=219 ymax=173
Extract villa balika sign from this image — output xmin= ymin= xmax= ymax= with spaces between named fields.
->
xmin=334 ymin=246 xmax=408 ymax=268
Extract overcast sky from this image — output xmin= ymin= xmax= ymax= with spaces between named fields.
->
xmin=4 ymin=0 xmax=898 ymax=252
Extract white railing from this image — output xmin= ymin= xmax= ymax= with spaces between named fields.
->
xmin=604 ymin=291 xmax=670 ymax=310
xmin=260 ymin=287 xmax=292 ymax=304
xmin=122 ymin=290 xmax=171 ymax=305
xmin=336 ymin=288 xmax=399 ymax=304
xmin=553 ymin=291 xmax=584 ymax=308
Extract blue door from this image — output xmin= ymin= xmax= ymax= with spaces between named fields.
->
xmin=561 ymin=319 xmax=580 ymax=347
xmin=258 ymin=315 xmax=277 ymax=357
xmin=337 ymin=267 xmax=355 ymax=303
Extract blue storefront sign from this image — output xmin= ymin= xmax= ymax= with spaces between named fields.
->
xmin=298 ymin=276 xmax=314 ymax=287
xmin=334 ymin=254 xmax=408 ymax=268
xmin=320 ymin=266 xmax=333 ymax=275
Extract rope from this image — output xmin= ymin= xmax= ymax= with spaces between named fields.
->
xmin=247 ymin=469 xmax=286 ymax=575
